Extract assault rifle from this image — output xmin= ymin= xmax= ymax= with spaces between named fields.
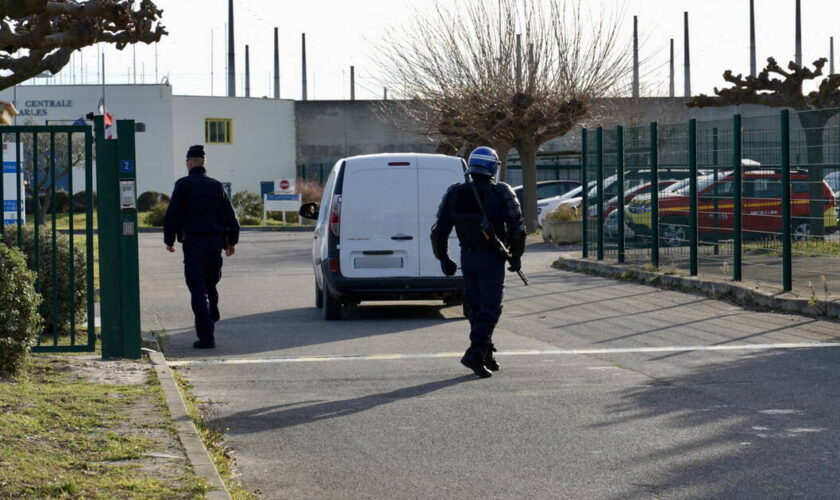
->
xmin=467 ymin=180 xmax=529 ymax=286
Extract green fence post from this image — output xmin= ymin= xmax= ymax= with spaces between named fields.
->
xmin=116 ymin=120 xmax=141 ymax=359
xmin=95 ymin=117 xmax=141 ymax=359
xmin=689 ymin=119 xmax=698 ymax=275
xmin=596 ymin=127 xmax=604 ymax=260
xmin=780 ymin=110 xmax=793 ymax=291
xmin=650 ymin=122 xmax=659 ymax=268
xmin=712 ymin=127 xmax=720 ymax=255
xmin=581 ymin=129 xmax=588 ymax=258
xmin=84 ymin=130 xmax=95 ymax=349
xmin=616 ymin=126 xmax=625 ymax=264
xmin=733 ymin=113 xmax=743 ymax=281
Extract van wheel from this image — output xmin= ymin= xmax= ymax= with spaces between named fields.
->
xmin=323 ymin=286 xmax=342 ymax=320
xmin=315 ymin=281 xmax=323 ymax=309
xmin=792 ymin=219 xmax=811 ymax=241
xmin=660 ymin=218 xmax=688 ymax=247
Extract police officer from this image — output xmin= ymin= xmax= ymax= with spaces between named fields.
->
xmin=164 ymin=145 xmax=240 ymax=349
xmin=431 ymin=147 xmax=526 ymax=378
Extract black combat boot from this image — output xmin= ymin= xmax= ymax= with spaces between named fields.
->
xmin=485 ymin=344 xmax=499 ymax=372
xmin=460 ymin=344 xmax=492 ymax=378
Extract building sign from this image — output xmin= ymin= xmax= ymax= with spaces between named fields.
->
xmin=264 ymin=193 xmax=301 ymax=212
xmin=2 ymin=142 xmax=24 ymax=226
xmin=20 ymin=99 xmax=74 ymax=117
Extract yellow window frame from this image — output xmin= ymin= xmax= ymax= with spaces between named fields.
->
xmin=205 ymin=118 xmax=233 ymax=144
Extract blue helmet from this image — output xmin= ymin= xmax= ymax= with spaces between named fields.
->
xmin=467 ymin=146 xmax=500 ymax=177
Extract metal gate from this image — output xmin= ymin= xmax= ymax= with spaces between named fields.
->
xmin=1 ymin=118 xmax=140 ymax=357
xmin=2 ymin=125 xmax=96 ymax=352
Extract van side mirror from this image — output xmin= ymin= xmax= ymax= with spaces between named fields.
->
xmin=299 ymin=202 xmax=319 ymax=220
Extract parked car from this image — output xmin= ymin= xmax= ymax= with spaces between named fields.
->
xmin=299 ymin=153 xmax=465 ymax=320
xmin=537 ymin=169 xmax=701 ymax=227
xmin=625 ymin=169 xmax=838 ymax=247
xmin=511 ymin=180 xmax=581 ymax=207
xmin=589 ymin=180 xmax=678 ymax=218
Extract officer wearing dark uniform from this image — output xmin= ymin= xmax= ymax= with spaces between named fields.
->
xmin=431 ymin=147 xmax=526 ymax=378
xmin=164 ymin=145 xmax=240 ymax=349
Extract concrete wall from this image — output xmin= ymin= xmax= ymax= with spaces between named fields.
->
xmin=171 ymin=96 xmax=296 ymax=195
xmin=0 ymin=84 xmax=175 ymax=195
xmin=295 ymin=100 xmax=437 ymax=167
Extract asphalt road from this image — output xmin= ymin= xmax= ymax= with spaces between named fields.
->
xmin=140 ymin=232 xmax=840 ymax=499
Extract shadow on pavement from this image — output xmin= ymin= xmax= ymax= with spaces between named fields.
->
xmin=211 ymin=375 xmax=476 ymax=434
xmin=594 ymin=347 xmax=840 ymax=499
xmin=160 ymin=304 xmax=460 ymax=359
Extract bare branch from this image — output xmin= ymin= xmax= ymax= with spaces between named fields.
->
xmin=0 ymin=0 xmax=166 ymax=91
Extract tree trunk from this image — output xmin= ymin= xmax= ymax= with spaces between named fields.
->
xmin=798 ymin=111 xmax=835 ymax=237
xmin=495 ymin=142 xmax=511 ymax=183
xmin=516 ymin=140 xmax=539 ymax=232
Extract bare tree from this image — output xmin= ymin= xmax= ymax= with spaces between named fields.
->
xmin=688 ymin=57 xmax=840 ymax=235
xmin=5 ymin=124 xmax=86 ymax=225
xmin=0 ymin=0 xmax=166 ymax=90
xmin=376 ymin=0 xmax=630 ymax=231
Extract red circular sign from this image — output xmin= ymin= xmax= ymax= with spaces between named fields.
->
xmin=279 ymin=180 xmax=290 ymax=190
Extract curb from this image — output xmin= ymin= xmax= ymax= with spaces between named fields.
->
xmin=141 ymin=333 xmax=231 ymax=500
xmin=555 ymin=253 xmax=840 ymax=319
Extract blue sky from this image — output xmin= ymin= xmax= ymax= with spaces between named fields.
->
xmin=44 ymin=0 xmax=840 ymax=100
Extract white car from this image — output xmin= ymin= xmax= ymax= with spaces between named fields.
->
xmin=299 ymin=153 xmax=465 ymax=320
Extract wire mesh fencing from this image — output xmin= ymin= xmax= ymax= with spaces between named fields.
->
xmin=577 ymin=106 xmax=840 ymax=297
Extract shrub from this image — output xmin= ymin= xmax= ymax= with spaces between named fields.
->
xmin=72 ymin=191 xmax=97 ymax=211
xmin=545 ymin=203 xmax=581 ymax=223
xmin=144 ymin=202 xmax=168 ymax=227
xmin=297 ymin=179 xmax=324 ymax=204
xmin=1 ymin=227 xmax=85 ymax=337
xmin=137 ymin=191 xmax=171 ymax=212
xmin=0 ymin=243 xmax=42 ymax=379
xmin=239 ymin=215 xmax=262 ymax=226
xmin=53 ymin=190 xmax=71 ymax=213
xmin=231 ymin=190 xmax=262 ymax=218
xmin=268 ymin=212 xmax=300 ymax=224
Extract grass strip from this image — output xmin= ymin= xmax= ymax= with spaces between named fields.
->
xmin=0 ymin=356 xmax=207 ymax=499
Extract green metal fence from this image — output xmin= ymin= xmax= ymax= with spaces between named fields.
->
xmin=1 ymin=119 xmax=141 ymax=357
xmin=581 ymin=106 xmax=840 ymax=296
xmin=1 ymin=125 xmax=96 ymax=352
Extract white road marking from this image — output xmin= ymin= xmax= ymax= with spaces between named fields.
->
xmin=167 ymin=342 xmax=840 ymax=367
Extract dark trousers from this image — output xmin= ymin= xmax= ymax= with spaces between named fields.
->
xmin=183 ymin=236 xmax=224 ymax=343
xmin=461 ymin=246 xmax=506 ymax=346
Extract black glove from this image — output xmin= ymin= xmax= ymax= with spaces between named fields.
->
xmin=441 ymin=259 xmax=458 ymax=276
xmin=507 ymin=257 xmax=521 ymax=272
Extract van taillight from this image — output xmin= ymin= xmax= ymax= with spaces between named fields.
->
xmin=329 ymin=259 xmax=340 ymax=273
xmin=329 ymin=194 xmax=342 ymax=237
xmin=388 ymin=162 xmax=411 ymax=166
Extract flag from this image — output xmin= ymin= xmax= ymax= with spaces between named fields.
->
xmin=72 ymin=116 xmax=87 ymax=126
xmin=97 ymin=96 xmax=115 ymax=138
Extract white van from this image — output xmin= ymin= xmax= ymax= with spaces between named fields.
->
xmin=299 ymin=153 xmax=466 ymax=320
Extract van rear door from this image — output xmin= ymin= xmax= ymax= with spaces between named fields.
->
xmin=340 ymin=156 xmax=420 ymax=278
xmin=418 ymin=156 xmax=465 ymax=277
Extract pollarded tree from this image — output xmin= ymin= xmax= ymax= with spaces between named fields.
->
xmin=688 ymin=57 xmax=840 ymax=235
xmin=0 ymin=0 xmax=166 ymax=90
xmin=377 ymin=0 xmax=630 ymax=231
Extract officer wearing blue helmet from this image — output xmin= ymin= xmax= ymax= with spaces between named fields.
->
xmin=431 ymin=147 xmax=526 ymax=378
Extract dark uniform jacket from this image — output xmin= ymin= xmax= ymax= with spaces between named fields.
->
xmin=431 ymin=177 xmax=526 ymax=259
xmin=163 ymin=167 xmax=240 ymax=248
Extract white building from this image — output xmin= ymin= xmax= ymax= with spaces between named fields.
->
xmin=0 ymin=84 xmax=296 ymax=196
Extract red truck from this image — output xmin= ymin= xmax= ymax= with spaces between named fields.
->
xmin=626 ymin=170 xmax=837 ymax=247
